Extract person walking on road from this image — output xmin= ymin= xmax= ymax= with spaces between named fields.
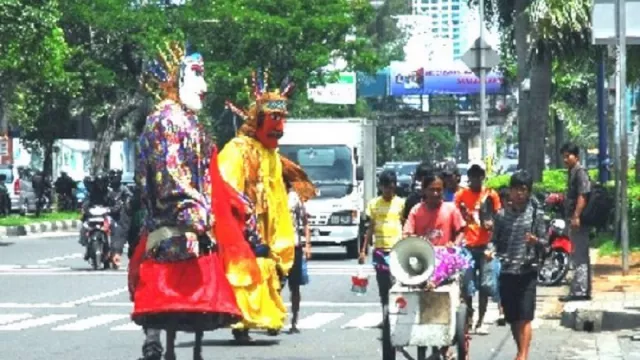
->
xmin=559 ymin=142 xmax=593 ymax=302
xmin=454 ymin=161 xmax=501 ymax=335
xmin=401 ymin=161 xmax=432 ymax=224
xmin=488 ymin=170 xmax=546 ymax=360
xmin=359 ymin=170 xmax=405 ymax=327
xmin=285 ymin=181 xmax=312 ymax=333
xmin=441 ymin=161 xmax=463 ymax=202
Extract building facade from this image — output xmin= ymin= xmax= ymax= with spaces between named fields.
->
xmin=410 ymin=0 xmax=471 ymax=59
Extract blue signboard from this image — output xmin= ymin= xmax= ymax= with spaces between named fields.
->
xmin=388 ymin=62 xmax=505 ymax=96
xmin=357 ymin=69 xmax=388 ymax=98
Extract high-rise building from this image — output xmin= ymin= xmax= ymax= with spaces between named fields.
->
xmin=410 ymin=0 xmax=472 ymax=59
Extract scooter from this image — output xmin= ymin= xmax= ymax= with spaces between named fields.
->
xmin=82 ymin=205 xmax=117 ymax=270
xmin=538 ymin=193 xmax=573 ymax=286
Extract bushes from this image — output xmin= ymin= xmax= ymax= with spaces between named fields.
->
xmin=486 ymin=168 xmax=640 ymax=248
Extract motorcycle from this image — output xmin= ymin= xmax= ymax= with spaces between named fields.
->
xmin=82 ymin=205 xmax=117 ymax=270
xmin=538 ymin=193 xmax=573 ymax=286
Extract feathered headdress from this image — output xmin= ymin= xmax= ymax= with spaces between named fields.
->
xmin=225 ymin=69 xmax=295 ymax=134
xmin=141 ymin=41 xmax=204 ymax=103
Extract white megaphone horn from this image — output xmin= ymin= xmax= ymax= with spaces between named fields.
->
xmin=389 ymin=236 xmax=436 ymax=286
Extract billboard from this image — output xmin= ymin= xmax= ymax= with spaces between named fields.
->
xmin=388 ymin=61 xmax=505 ymax=96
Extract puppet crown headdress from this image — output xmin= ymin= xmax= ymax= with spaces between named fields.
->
xmin=225 ymin=69 xmax=295 ymax=123
xmin=142 ymin=41 xmax=204 ymax=102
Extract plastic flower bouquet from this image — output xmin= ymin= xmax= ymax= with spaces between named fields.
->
xmin=429 ymin=246 xmax=474 ymax=288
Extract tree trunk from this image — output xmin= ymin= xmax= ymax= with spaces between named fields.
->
xmin=90 ymin=95 xmax=141 ymax=174
xmin=526 ymin=50 xmax=553 ymax=182
xmin=554 ymin=114 xmax=565 ymax=168
xmin=514 ymin=0 xmax=531 ymax=172
xmin=636 ymin=127 xmax=640 ymax=182
xmin=43 ymin=141 xmax=54 ymax=176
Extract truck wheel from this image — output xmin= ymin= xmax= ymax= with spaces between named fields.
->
xmin=346 ymin=240 xmax=359 ymax=259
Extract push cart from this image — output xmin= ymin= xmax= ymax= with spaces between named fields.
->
xmin=381 ymin=276 xmax=471 ymax=360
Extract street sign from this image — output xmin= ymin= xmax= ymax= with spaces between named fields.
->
xmin=461 ymin=36 xmax=500 ymax=77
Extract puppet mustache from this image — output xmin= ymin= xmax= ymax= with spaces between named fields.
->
xmin=268 ymin=130 xmax=283 ymax=139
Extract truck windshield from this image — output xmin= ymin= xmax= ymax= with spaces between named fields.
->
xmin=279 ymin=145 xmax=353 ymax=184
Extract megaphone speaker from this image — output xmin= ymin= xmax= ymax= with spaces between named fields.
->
xmin=389 ymin=236 xmax=436 ymax=286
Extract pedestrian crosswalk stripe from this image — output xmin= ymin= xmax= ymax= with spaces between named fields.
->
xmin=0 ymin=309 xmax=552 ymax=332
xmin=0 ymin=314 xmax=32 ymax=325
xmin=0 ymin=314 xmax=77 ymax=331
xmin=111 ymin=322 xmax=141 ymax=331
xmin=52 ymin=314 xmax=130 ymax=331
xmin=296 ymin=312 xmax=344 ymax=329
xmin=341 ymin=312 xmax=381 ymax=329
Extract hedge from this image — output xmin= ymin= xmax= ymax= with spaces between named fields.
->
xmin=486 ymin=169 xmax=640 ymax=244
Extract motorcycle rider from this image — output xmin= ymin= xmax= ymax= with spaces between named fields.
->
xmin=54 ymin=171 xmax=76 ymax=211
xmin=107 ymin=169 xmax=131 ymax=266
xmin=79 ymin=173 xmax=119 ymax=263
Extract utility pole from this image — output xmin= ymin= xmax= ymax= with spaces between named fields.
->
xmin=616 ymin=0 xmax=630 ymax=274
xmin=479 ymin=0 xmax=487 ymax=160
xmin=597 ymin=48 xmax=609 ymax=184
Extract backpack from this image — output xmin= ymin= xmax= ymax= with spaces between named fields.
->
xmin=575 ymin=169 xmax=611 ymax=228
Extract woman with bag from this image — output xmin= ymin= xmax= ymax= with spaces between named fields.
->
xmin=285 ymin=181 xmax=311 ymax=333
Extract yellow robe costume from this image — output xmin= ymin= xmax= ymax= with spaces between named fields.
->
xmin=217 ymin=135 xmax=295 ymax=331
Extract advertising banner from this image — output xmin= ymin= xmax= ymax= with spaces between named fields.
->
xmin=389 ymin=61 xmax=505 ymax=96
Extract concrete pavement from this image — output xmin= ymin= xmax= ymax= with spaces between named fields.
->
xmin=0 ymin=233 xmax=633 ymax=359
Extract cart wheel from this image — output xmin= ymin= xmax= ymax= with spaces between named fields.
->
xmin=381 ymin=305 xmax=396 ymax=360
xmin=455 ymin=303 xmax=470 ymax=360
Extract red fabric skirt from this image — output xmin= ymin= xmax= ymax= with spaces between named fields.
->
xmin=129 ymin=235 xmax=241 ymax=332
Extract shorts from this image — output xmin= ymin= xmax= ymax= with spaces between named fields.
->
xmin=499 ymin=271 xmax=537 ymax=323
xmin=286 ymin=246 xmax=307 ymax=290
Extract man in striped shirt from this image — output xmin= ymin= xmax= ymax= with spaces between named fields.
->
xmin=488 ymin=170 xmax=546 ymax=360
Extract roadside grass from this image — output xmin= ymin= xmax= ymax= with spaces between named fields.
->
xmin=0 ymin=211 xmax=80 ymax=227
xmin=592 ymin=231 xmax=640 ymax=256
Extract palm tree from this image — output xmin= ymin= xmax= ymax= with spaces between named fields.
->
xmin=481 ymin=0 xmax=591 ymax=181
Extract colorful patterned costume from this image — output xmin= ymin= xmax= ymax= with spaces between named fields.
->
xmin=219 ymin=71 xmax=315 ymax=337
xmin=128 ymin=42 xmax=247 ymax=331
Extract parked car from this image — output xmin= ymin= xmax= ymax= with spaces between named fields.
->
xmin=0 ymin=165 xmax=41 ymax=213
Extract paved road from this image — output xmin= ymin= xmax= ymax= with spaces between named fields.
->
xmin=0 ymin=233 xmax=630 ymax=359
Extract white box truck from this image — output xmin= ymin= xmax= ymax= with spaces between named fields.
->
xmin=279 ymin=118 xmax=376 ymax=258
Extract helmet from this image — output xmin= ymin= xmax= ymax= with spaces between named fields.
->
xmin=94 ymin=172 xmax=109 ymax=192
xmin=108 ymin=169 xmax=123 ymax=186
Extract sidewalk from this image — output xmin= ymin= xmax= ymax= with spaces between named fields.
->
xmin=561 ymin=249 xmax=640 ymax=333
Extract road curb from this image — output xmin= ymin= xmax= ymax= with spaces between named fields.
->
xmin=561 ymin=299 xmax=640 ymax=332
xmin=0 ymin=220 xmax=81 ymax=237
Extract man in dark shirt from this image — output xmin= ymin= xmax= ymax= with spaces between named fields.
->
xmin=441 ymin=161 xmax=462 ymax=202
xmin=559 ymin=142 xmax=592 ymax=301
xmin=401 ymin=161 xmax=432 ymax=224
xmin=488 ymin=170 xmax=546 ymax=360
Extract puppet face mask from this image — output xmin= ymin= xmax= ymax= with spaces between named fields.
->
xmin=255 ymin=112 xmax=285 ymax=149
xmin=179 ymin=53 xmax=207 ymax=113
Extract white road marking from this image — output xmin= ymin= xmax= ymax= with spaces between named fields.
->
xmin=37 ymin=253 xmax=84 ymax=264
xmin=295 ymin=312 xmax=344 ymax=329
xmin=59 ymin=287 xmax=128 ymax=307
xmin=0 ymin=313 xmax=32 ymax=325
xmin=0 ymin=303 xmax=73 ymax=309
xmin=89 ymin=301 xmax=380 ymax=308
xmin=52 ymin=314 xmax=130 ymax=331
xmin=0 ymin=314 xmax=77 ymax=331
xmin=341 ymin=312 xmax=382 ymax=329
xmin=111 ymin=322 xmax=141 ymax=331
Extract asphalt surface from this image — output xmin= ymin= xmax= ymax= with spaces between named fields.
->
xmin=0 ymin=232 xmax=627 ymax=360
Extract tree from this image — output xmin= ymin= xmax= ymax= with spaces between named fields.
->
xmin=0 ymin=0 xmax=70 ymax=133
xmin=56 ymin=0 xmax=186 ymax=172
xmin=181 ymin=0 xmax=390 ymax=145
xmin=480 ymin=0 xmax=591 ymax=181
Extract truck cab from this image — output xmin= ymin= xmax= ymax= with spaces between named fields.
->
xmin=279 ymin=118 xmax=374 ymax=258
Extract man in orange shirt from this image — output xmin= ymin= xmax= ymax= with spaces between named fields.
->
xmin=454 ymin=161 xmax=501 ymax=335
